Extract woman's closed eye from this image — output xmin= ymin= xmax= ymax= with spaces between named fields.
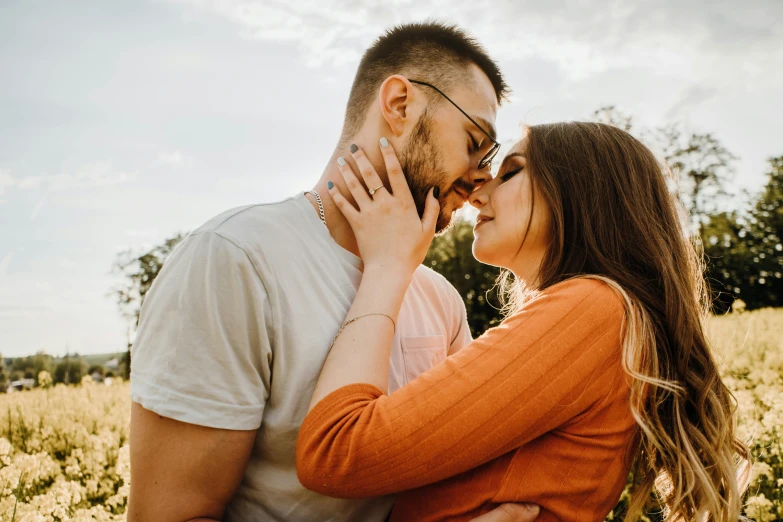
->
xmin=500 ymin=167 xmax=523 ymax=182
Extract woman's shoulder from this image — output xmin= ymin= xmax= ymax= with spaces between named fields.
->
xmin=500 ymin=276 xmax=626 ymax=335
xmin=539 ymin=276 xmax=625 ymax=314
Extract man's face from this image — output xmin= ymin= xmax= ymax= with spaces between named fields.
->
xmin=399 ymin=65 xmax=499 ymax=233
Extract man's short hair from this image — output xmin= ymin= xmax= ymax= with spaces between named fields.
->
xmin=341 ymin=21 xmax=509 ymax=139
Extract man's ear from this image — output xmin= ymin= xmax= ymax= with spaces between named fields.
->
xmin=378 ymin=75 xmax=415 ymax=138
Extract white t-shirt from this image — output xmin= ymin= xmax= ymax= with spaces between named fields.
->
xmin=130 ymin=193 xmax=472 ymax=522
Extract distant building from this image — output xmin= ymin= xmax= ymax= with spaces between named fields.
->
xmin=105 ymin=358 xmax=120 ymax=370
xmin=7 ymin=378 xmax=35 ymax=392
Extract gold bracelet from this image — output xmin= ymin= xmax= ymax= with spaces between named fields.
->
xmin=329 ymin=313 xmax=396 ymax=349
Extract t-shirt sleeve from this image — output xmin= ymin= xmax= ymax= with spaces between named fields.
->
xmin=130 ymin=230 xmax=273 ymax=431
xmin=296 ymin=278 xmax=625 ymax=497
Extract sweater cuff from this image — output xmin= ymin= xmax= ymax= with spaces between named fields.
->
xmin=308 ymin=382 xmax=386 ymax=419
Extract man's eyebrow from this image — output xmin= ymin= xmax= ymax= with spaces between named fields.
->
xmin=472 ymin=116 xmax=497 ymax=141
xmin=497 ymin=152 xmax=526 ymax=173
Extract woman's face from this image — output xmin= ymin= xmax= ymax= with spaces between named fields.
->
xmin=470 ymin=137 xmax=552 ymax=283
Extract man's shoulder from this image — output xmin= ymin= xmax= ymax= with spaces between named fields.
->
xmin=187 ymin=196 xmax=317 ymax=256
xmin=412 ymin=265 xmax=462 ymax=303
xmin=193 ymin=197 xmax=300 ymax=241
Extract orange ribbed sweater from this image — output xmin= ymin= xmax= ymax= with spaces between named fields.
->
xmin=296 ymin=279 xmax=638 ymax=521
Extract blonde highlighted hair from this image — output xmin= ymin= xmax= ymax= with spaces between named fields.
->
xmin=498 ymin=122 xmax=750 ymax=520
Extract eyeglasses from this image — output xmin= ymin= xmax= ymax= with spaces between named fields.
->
xmin=408 ymin=79 xmax=500 ymax=170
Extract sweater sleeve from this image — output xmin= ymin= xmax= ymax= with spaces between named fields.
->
xmin=296 ymin=278 xmax=626 ymax=498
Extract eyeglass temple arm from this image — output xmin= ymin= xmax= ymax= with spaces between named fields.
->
xmin=408 ymin=79 xmax=499 ymax=145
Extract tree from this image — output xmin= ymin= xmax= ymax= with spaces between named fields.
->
xmin=53 ymin=355 xmax=86 ymax=385
xmin=701 ymin=156 xmax=783 ymax=311
xmin=110 ymin=232 xmax=187 ymax=378
xmin=701 ymin=211 xmax=752 ymax=313
xmin=653 ymin=125 xmax=736 ymax=237
xmin=588 ymin=108 xmax=736 ymax=239
xmin=0 ymin=354 xmax=8 ymax=393
xmin=743 ymin=156 xmax=783 ymax=308
xmin=10 ymin=352 xmax=53 ymax=385
xmin=38 ymin=370 xmax=53 ymax=389
xmin=87 ymin=365 xmax=105 ymax=377
xmin=111 ymin=232 xmax=187 ymax=330
xmin=591 ymin=105 xmax=634 ymax=132
xmin=424 ymin=219 xmax=505 ymax=337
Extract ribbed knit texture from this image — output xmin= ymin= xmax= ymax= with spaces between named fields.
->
xmin=297 ymin=278 xmax=639 ymax=521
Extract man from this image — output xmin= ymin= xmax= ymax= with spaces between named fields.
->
xmin=128 ymin=22 xmax=539 ymax=522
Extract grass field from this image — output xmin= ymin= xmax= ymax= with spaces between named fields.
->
xmin=0 ymin=309 xmax=781 ymax=521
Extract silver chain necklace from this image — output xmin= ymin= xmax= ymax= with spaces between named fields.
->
xmin=304 ymin=190 xmax=326 ymax=226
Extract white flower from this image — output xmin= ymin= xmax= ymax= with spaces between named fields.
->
xmin=745 ymin=494 xmax=776 ymax=522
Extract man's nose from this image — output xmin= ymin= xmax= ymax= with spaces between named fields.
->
xmin=469 ymin=183 xmax=490 ymax=209
xmin=469 ymin=166 xmax=492 ymax=187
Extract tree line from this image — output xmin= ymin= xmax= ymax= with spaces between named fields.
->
xmin=0 ymin=352 xmax=120 ymax=393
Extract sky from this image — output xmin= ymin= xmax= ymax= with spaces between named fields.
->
xmin=1 ymin=0 xmax=781 ymax=358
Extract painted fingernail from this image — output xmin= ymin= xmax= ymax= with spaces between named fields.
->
xmin=349 ymin=143 xmax=359 ymax=154
xmin=380 ymin=137 xmax=389 ymax=148
xmin=433 ymin=186 xmax=440 ymax=199
xmin=327 ymin=181 xmax=334 ymax=189
xmin=337 ymin=157 xmax=346 ymax=167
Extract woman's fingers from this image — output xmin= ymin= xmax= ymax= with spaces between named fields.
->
xmin=349 ymin=144 xmax=387 ymax=200
xmin=421 ymin=187 xmax=440 ymax=235
xmin=379 ymin=137 xmax=413 ymax=204
xmin=336 ymin=155 xmax=371 ymax=208
xmin=326 ymin=180 xmax=360 ymax=223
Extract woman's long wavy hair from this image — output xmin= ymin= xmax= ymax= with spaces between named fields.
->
xmin=499 ymin=122 xmax=750 ymax=520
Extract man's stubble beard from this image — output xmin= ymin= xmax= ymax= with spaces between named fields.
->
xmin=398 ymin=110 xmax=453 ymax=234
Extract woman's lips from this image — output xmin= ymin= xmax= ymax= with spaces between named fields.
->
xmin=474 ymin=217 xmax=493 ymax=229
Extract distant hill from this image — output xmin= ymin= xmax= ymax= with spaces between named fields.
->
xmin=77 ymin=352 xmax=125 ymax=367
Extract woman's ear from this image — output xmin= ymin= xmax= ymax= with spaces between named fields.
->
xmin=378 ymin=75 xmax=414 ymax=138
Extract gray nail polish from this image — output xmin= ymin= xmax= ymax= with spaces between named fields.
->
xmin=337 ymin=157 xmax=346 ymax=167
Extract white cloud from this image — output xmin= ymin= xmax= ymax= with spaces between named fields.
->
xmin=49 ymin=162 xmax=136 ymax=191
xmin=0 ymin=163 xmax=135 ymax=202
xmin=18 ymin=176 xmax=43 ymax=189
xmin=163 ymin=0 xmax=783 ymax=86
xmin=30 ymin=191 xmax=49 ymax=220
xmin=166 ymin=0 xmax=376 ymax=66
xmin=158 ymin=150 xmax=186 ymax=166
xmin=126 ymin=228 xmax=160 ymax=238
xmin=0 ymin=251 xmax=14 ymax=278
xmin=0 ymin=169 xmax=13 ymax=197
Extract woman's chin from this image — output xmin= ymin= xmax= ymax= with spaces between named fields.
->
xmin=471 ymin=240 xmax=494 ymax=266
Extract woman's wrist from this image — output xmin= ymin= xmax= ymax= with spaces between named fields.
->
xmin=363 ymin=263 xmax=415 ymax=285
xmin=358 ymin=264 xmax=414 ymax=314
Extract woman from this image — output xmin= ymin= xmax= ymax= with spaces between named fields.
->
xmin=295 ymin=123 xmax=750 ymax=521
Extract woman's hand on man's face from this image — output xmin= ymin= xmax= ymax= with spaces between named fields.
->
xmin=328 ymin=138 xmax=440 ymax=277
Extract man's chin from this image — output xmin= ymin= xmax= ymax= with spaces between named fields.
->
xmin=435 ymin=211 xmax=456 ymax=235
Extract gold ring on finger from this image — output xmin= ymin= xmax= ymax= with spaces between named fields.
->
xmin=368 ymin=185 xmax=384 ymax=197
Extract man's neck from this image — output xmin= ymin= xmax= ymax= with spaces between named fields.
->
xmin=305 ymin=157 xmax=363 ymax=259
